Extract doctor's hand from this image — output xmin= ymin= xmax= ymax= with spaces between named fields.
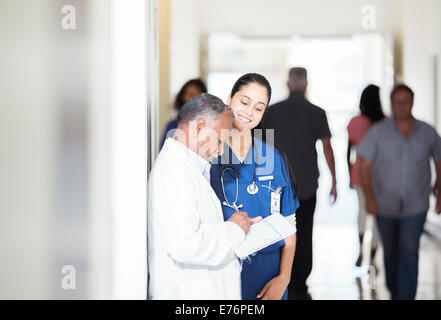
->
xmin=256 ymin=275 xmax=290 ymax=300
xmin=228 ymin=211 xmax=251 ymax=234
xmin=229 ymin=212 xmax=263 ymax=234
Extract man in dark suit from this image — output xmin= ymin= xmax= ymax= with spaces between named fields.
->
xmin=262 ymin=67 xmax=337 ymax=300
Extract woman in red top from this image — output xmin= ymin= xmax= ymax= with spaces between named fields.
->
xmin=347 ymin=85 xmax=385 ymax=268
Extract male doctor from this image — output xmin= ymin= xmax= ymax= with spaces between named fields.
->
xmin=148 ymin=93 xmax=261 ymax=300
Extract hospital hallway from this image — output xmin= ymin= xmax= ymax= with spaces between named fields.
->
xmin=2 ymin=0 xmax=441 ymax=300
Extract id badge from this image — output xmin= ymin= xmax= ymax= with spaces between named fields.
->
xmin=270 ymin=191 xmax=281 ymax=215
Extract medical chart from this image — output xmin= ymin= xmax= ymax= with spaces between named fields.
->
xmin=233 ymin=213 xmax=296 ymax=260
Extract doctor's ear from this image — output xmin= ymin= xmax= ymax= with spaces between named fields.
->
xmin=195 ymin=118 xmax=206 ymax=133
xmin=226 ymin=94 xmax=232 ymax=106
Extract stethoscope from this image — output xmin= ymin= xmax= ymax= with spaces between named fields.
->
xmin=220 ymin=143 xmax=259 ymax=211
xmin=246 ymin=142 xmax=259 ymax=195
xmin=220 ymin=165 xmax=243 ymax=211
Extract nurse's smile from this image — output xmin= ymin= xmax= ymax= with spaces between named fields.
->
xmin=238 ymin=114 xmax=252 ymax=123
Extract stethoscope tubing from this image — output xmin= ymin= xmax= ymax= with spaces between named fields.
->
xmin=220 ymin=165 xmax=242 ymax=212
xmin=220 ymin=141 xmax=259 ymax=210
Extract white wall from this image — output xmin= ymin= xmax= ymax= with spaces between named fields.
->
xmin=0 ymin=0 xmax=152 ymax=300
xmin=402 ymin=0 xmax=441 ymax=128
xmin=198 ymin=0 xmax=402 ymax=37
xmin=0 ymin=0 xmax=55 ymax=299
xmin=169 ymin=0 xmax=200 ymax=98
xmin=87 ymin=0 xmax=112 ymax=299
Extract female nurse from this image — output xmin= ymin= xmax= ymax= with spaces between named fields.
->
xmin=210 ymin=73 xmax=299 ymax=300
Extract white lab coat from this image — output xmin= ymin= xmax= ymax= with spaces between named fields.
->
xmin=148 ymin=138 xmax=245 ymax=300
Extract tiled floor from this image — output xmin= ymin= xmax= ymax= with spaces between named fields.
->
xmin=306 ymin=216 xmax=441 ymax=300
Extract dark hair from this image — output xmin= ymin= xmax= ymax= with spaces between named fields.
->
xmin=231 ymin=73 xmax=272 ymax=106
xmin=288 ymin=67 xmax=308 ymax=92
xmin=230 ymin=73 xmax=298 ymax=200
xmin=390 ymin=84 xmax=414 ymax=102
xmin=174 ymin=79 xmax=207 ymax=111
xmin=359 ymin=84 xmax=385 ymax=123
xmin=177 ymin=93 xmax=233 ymax=124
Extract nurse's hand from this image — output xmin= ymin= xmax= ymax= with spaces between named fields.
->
xmin=228 ymin=211 xmax=251 ymax=234
xmin=256 ymin=275 xmax=290 ymax=300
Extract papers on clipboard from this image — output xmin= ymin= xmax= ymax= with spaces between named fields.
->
xmin=233 ymin=213 xmax=296 ymax=260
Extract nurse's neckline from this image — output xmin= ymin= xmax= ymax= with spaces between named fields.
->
xmin=228 ymin=130 xmax=253 ymax=161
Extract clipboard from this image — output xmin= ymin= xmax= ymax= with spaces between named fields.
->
xmin=233 ymin=213 xmax=296 ymax=260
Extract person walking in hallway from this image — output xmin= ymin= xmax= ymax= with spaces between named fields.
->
xmin=347 ymin=84 xmax=384 ymax=269
xmin=358 ymin=84 xmax=441 ymax=300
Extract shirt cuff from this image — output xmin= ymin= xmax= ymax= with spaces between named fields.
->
xmin=285 ymin=213 xmax=297 ymax=233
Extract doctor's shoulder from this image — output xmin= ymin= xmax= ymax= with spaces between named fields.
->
xmin=149 ymin=152 xmax=197 ymax=193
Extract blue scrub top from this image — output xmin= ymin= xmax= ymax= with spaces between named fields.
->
xmin=210 ymin=137 xmax=299 ymax=300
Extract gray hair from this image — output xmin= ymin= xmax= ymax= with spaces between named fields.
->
xmin=288 ymin=67 xmax=308 ymax=92
xmin=177 ymin=93 xmax=234 ymax=124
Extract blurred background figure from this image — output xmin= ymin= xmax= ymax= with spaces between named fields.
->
xmin=159 ymin=79 xmax=207 ymax=149
xmin=346 ymin=84 xmax=385 ymax=270
xmin=262 ymin=67 xmax=337 ymax=300
xmin=358 ymin=84 xmax=441 ymax=300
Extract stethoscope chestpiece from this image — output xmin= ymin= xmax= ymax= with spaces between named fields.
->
xmin=247 ymin=182 xmax=259 ymax=195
